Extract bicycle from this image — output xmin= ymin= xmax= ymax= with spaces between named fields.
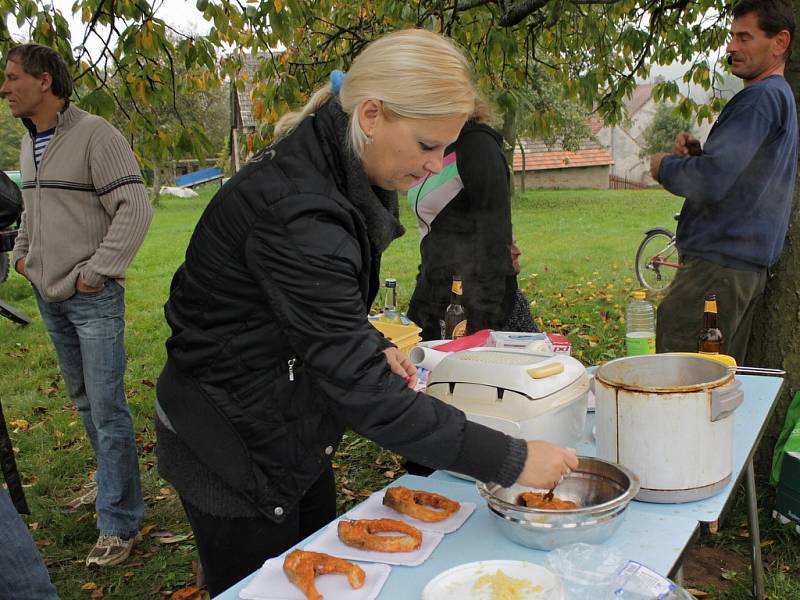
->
xmin=635 ymin=214 xmax=681 ymax=292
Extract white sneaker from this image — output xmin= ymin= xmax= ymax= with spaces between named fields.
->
xmin=85 ymin=532 xmax=142 ymax=567
xmin=64 ymin=481 xmax=97 ymax=512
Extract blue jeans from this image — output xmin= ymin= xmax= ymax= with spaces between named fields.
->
xmin=0 ymin=490 xmax=60 ymax=599
xmin=35 ymin=281 xmax=143 ymax=537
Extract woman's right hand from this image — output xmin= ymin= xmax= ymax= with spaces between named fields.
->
xmin=516 ymin=441 xmax=579 ymax=489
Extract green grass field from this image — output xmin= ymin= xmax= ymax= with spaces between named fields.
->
xmin=1 ymin=185 xmax=798 ymax=599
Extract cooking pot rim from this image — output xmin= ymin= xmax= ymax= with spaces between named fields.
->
xmin=595 ymin=354 xmax=733 ymax=393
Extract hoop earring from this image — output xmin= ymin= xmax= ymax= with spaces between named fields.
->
xmin=365 ymin=133 xmax=374 ymax=145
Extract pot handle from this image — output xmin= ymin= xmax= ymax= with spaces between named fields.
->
xmin=710 ymin=379 xmax=744 ymax=422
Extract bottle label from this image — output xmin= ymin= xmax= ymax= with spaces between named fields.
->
xmin=626 ymin=331 xmax=655 ymax=355
xmin=704 ymin=300 xmax=717 ymax=313
xmin=451 ymin=280 xmax=463 ymax=295
xmin=452 ymin=320 xmax=467 ymax=338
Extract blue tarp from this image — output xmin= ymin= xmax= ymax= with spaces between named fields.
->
xmin=176 ymin=167 xmax=224 ymax=188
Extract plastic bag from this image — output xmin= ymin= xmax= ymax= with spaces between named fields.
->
xmin=771 ymin=391 xmax=800 ymax=486
xmin=610 ymin=560 xmax=695 ymax=599
xmin=544 ymin=543 xmax=625 ymax=599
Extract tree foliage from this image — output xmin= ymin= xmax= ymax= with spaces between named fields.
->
xmin=0 ymin=0 xmax=738 ymax=164
xmin=0 ymin=99 xmax=24 ymax=170
xmin=197 ymin=0 xmax=734 ymax=143
xmin=639 ymin=102 xmax=694 ymax=159
xmin=0 ymin=0 xmax=223 ymax=195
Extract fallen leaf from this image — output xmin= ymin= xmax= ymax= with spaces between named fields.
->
xmin=141 ymin=524 xmax=157 ymax=536
xmin=383 ymin=470 xmax=396 ymax=478
xmin=81 ymin=582 xmax=98 ymax=591
xmin=157 ymin=533 xmax=193 ymax=544
xmin=686 ymin=590 xmax=709 ymax=598
xmin=142 ymin=379 xmax=155 ymax=388
xmin=35 ymin=539 xmax=52 ymax=547
xmin=10 ymin=418 xmax=30 ymax=431
xmin=149 ymin=530 xmax=177 ymax=538
xmin=170 ymin=585 xmax=205 ymax=599
xmin=90 ymin=588 xmax=104 ymax=598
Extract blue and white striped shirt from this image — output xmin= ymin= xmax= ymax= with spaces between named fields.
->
xmin=33 ymin=128 xmax=55 ymax=167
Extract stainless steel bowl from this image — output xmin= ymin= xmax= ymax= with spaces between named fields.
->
xmin=477 ymin=456 xmax=640 ymax=551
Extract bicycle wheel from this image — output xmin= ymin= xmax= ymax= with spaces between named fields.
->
xmin=635 ymin=230 xmax=679 ymax=292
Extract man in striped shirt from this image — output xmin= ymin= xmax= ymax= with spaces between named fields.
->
xmin=1 ymin=44 xmax=151 ymax=568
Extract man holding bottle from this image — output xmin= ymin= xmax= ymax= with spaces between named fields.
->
xmin=649 ymin=0 xmax=797 ymax=364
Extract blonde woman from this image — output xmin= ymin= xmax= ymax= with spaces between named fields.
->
xmin=155 ymin=29 xmax=577 ymax=594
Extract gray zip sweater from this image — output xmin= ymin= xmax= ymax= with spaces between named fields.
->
xmin=12 ymin=103 xmax=152 ymax=302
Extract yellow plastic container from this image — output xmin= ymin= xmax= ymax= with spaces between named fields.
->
xmin=668 ymin=352 xmax=737 ymax=367
xmin=369 ymin=320 xmax=422 ymax=355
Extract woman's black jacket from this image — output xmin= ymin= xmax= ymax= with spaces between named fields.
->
xmin=156 ymin=101 xmax=525 ymax=522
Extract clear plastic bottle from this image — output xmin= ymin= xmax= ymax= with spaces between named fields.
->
xmin=625 ymin=291 xmax=655 ymax=355
xmin=381 ymin=278 xmax=399 ymax=323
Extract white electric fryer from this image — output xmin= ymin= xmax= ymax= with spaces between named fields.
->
xmin=426 ymin=347 xmax=589 ymax=447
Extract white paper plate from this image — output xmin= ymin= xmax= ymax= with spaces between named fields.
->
xmin=346 ymin=490 xmax=476 ymax=534
xmin=305 ymin=518 xmax=444 ymax=566
xmin=422 ymin=560 xmax=565 ymax=600
xmin=238 ymin=552 xmax=391 ymax=600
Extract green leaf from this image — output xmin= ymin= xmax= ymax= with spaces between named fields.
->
xmin=79 ymin=89 xmax=116 ymax=119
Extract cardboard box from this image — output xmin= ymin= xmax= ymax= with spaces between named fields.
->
xmin=489 ymin=331 xmax=552 ymax=350
xmin=546 ymin=333 xmax=572 ymax=354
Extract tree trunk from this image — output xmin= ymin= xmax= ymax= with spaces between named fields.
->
xmin=150 ymin=159 xmax=162 ymax=208
xmin=748 ymin=15 xmax=800 ymax=474
xmin=518 ymin=138 xmax=527 ymax=193
xmin=501 ymin=107 xmax=517 ymax=195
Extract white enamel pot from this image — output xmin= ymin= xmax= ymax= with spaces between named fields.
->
xmin=594 ymin=354 xmax=743 ymax=503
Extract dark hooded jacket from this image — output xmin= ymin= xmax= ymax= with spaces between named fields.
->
xmin=156 ymin=100 xmax=527 ymax=522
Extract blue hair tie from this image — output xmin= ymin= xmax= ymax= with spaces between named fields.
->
xmin=330 ymin=70 xmax=345 ymax=96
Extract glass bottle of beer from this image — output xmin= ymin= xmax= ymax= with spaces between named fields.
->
xmin=698 ymin=294 xmax=723 ymax=354
xmin=443 ymin=275 xmax=467 ymax=339
xmin=381 ymin=278 xmax=399 ymax=323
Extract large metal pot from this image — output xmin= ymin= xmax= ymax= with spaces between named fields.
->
xmin=595 ymin=354 xmax=743 ymax=503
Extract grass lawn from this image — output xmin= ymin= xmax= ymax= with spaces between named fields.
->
xmin=1 ymin=184 xmax=798 ymax=599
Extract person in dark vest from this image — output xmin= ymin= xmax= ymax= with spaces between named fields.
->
xmin=155 ymin=29 xmax=577 ymax=596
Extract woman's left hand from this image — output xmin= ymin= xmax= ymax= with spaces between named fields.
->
xmin=383 ymin=347 xmax=418 ymax=389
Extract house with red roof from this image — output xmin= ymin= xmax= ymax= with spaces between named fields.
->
xmin=511 ymin=117 xmax=614 ymax=189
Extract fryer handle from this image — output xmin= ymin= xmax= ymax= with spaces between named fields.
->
xmin=710 ymin=379 xmax=743 ymax=422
